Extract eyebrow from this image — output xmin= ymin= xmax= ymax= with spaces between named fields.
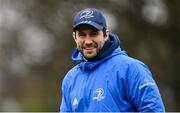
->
xmin=91 ymin=29 xmax=99 ymax=32
xmin=77 ymin=30 xmax=99 ymax=36
xmin=77 ymin=28 xmax=99 ymax=33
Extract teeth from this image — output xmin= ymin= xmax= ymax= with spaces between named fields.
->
xmin=85 ymin=48 xmax=94 ymax=50
xmin=83 ymin=47 xmax=94 ymax=49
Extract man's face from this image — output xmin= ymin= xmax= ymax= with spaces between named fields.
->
xmin=73 ymin=25 xmax=108 ymax=60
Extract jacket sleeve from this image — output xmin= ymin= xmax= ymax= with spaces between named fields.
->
xmin=126 ymin=61 xmax=165 ymax=112
xmin=60 ymin=94 xmax=69 ymax=112
xmin=60 ymin=74 xmax=72 ymax=112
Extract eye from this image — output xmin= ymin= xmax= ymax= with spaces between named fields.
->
xmin=78 ymin=32 xmax=86 ymax=37
xmin=90 ymin=31 xmax=98 ymax=36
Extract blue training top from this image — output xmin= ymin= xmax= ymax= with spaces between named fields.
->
xmin=60 ymin=33 xmax=165 ymax=112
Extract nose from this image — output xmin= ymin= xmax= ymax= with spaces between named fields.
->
xmin=84 ymin=36 xmax=93 ymax=45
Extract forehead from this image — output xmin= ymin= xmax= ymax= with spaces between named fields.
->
xmin=75 ymin=25 xmax=99 ymax=32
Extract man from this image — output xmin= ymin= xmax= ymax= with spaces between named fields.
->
xmin=60 ymin=8 xmax=165 ymax=112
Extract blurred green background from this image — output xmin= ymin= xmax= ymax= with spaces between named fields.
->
xmin=0 ymin=0 xmax=179 ymax=111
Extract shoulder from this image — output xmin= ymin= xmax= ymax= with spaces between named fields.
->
xmin=119 ymin=55 xmax=153 ymax=82
xmin=109 ymin=54 xmax=151 ymax=76
xmin=66 ymin=65 xmax=79 ymax=77
xmin=62 ymin=65 xmax=79 ymax=88
xmin=113 ymin=53 xmax=148 ymax=68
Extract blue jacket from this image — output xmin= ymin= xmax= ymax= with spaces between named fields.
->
xmin=60 ymin=33 xmax=165 ymax=112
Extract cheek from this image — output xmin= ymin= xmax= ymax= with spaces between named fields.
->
xmin=98 ymin=40 xmax=105 ymax=48
xmin=76 ymin=40 xmax=83 ymax=48
xmin=78 ymin=40 xmax=84 ymax=46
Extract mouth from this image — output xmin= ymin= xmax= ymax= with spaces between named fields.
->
xmin=83 ymin=47 xmax=96 ymax=54
xmin=84 ymin=47 xmax=95 ymax=50
xmin=82 ymin=45 xmax=96 ymax=50
xmin=84 ymin=48 xmax=95 ymax=51
xmin=81 ymin=43 xmax=98 ymax=54
xmin=82 ymin=44 xmax=98 ymax=50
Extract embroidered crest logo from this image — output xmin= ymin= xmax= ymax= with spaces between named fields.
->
xmin=93 ymin=88 xmax=105 ymax=101
xmin=80 ymin=9 xmax=94 ymax=19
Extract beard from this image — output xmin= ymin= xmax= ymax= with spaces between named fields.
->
xmin=77 ymin=42 xmax=100 ymax=60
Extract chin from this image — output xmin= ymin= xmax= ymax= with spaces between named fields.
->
xmin=84 ymin=54 xmax=97 ymax=60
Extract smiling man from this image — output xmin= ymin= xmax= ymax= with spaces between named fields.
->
xmin=73 ymin=25 xmax=108 ymax=61
xmin=60 ymin=8 xmax=165 ymax=112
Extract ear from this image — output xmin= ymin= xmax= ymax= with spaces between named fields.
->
xmin=104 ymin=29 xmax=109 ymax=41
xmin=72 ymin=32 xmax=77 ymax=42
